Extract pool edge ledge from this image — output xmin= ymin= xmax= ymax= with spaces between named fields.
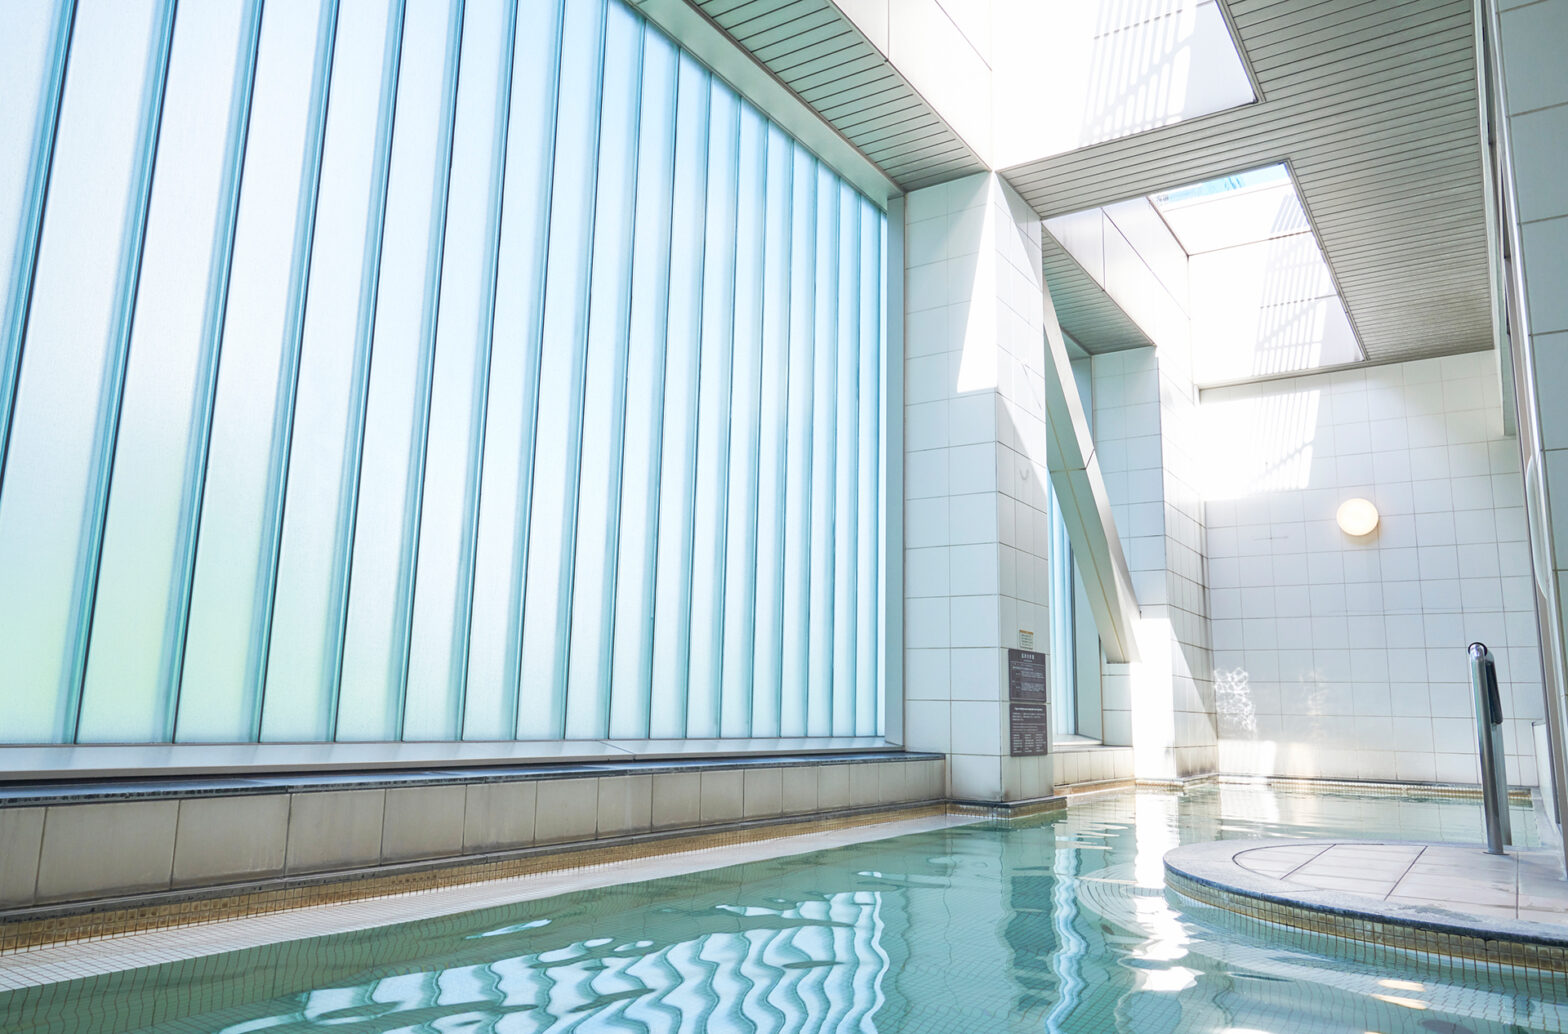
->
xmin=0 ymin=797 xmax=961 ymax=955
xmin=1164 ymin=838 xmax=1568 ymax=975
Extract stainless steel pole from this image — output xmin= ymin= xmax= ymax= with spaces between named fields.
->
xmin=1470 ymin=642 xmax=1511 ymax=854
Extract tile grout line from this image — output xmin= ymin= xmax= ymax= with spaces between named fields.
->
xmin=1383 ymin=844 xmax=1426 ymax=902
xmin=1273 ymin=842 xmax=1334 ymax=883
xmin=1513 ymin=848 xmax=1521 ymax=917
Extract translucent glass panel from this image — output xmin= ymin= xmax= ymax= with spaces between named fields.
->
xmin=0 ymin=0 xmax=177 ymax=742
xmin=1151 ymin=165 xmax=1303 ymax=255
xmin=1048 ymin=484 xmax=1075 ymax=738
xmin=0 ymin=0 xmax=886 ymax=746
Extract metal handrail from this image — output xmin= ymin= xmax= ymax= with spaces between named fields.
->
xmin=1470 ymin=642 xmax=1512 ymax=854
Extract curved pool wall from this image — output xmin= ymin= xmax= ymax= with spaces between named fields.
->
xmin=2 ymin=784 xmax=1559 ymax=1034
xmin=1166 ymin=838 xmax=1568 ymax=976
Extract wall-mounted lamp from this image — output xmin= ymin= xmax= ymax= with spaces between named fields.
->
xmin=1336 ymin=497 xmax=1379 ymax=537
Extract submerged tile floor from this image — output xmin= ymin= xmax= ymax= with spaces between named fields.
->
xmin=1233 ymin=840 xmax=1568 ymax=924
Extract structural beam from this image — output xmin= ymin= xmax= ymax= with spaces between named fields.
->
xmin=1041 ymin=283 xmax=1142 ymax=664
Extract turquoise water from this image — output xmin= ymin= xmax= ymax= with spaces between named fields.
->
xmin=3 ymin=785 xmax=1564 ymax=1033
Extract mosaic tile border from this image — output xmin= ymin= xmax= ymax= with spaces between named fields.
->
xmin=1137 ymin=773 xmax=1533 ymax=802
xmin=1212 ymin=774 xmax=1534 ymax=801
xmin=946 ymin=796 xmax=1069 ymax=818
xmin=0 ymin=800 xmax=948 ymax=955
xmin=1166 ymin=866 xmax=1568 ymax=976
xmin=1165 ymin=878 xmax=1568 ymax=1001
xmin=1057 ymin=778 xmax=1136 ymax=797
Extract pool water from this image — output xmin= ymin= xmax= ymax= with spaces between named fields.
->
xmin=4 ymin=785 xmax=1564 ymax=1033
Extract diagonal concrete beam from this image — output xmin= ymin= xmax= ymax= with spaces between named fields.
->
xmin=1041 ymin=282 xmax=1142 ymax=664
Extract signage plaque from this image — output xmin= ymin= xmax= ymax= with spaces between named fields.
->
xmin=1007 ymin=648 xmax=1047 ymax=703
xmin=1009 ymin=703 xmax=1049 ymax=756
xmin=1007 ymin=648 xmax=1049 ymax=756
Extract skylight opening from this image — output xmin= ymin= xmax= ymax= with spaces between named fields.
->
xmin=1044 ymin=163 xmax=1365 ymax=386
xmin=1152 ymin=164 xmax=1289 ymax=208
xmin=992 ymin=0 xmax=1257 ymax=166
xmin=1151 ymin=163 xmax=1308 ymax=255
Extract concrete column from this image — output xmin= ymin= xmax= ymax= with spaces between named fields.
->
xmin=900 ymin=171 xmax=1053 ymax=803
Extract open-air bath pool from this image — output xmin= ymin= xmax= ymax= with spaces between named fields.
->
xmin=2 ymin=784 xmax=1560 ymax=1033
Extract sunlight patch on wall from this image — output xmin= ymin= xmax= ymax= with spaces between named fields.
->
xmin=1197 ymin=387 xmax=1321 ymax=500
xmin=993 ymin=0 xmax=1254 ymax=166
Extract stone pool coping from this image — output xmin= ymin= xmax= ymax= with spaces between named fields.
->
xmin=1165 ymin=837 xmax=1568 ymax=973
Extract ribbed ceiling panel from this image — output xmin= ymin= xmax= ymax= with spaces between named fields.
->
xmin=1004 ymin=0 xmax=1491 ymax=365
xmin=690 ymin=0 xmax=988 ymax=191
xmin=1041 ymin=235 xmax=1154 ymax=354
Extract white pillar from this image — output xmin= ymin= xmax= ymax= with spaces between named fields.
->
xmin=900 ymin=172 xmax=1053 ymax=803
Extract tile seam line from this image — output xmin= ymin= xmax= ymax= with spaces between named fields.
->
xmin=1383 ymin=843 xmax=1427 ymax=901
xmin=1272 ymin=841 xmax=1333 ymax=882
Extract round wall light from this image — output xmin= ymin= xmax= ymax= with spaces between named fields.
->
xmin=1336 ymin=497 xmax=1379 ymax=536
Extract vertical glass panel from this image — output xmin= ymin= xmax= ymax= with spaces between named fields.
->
xmin=0 ymin=0 xmax=71 ymax=459
xmin=79 ymin=0 xmax=250 ymax=743
xmin=719 ymin=104 xmax=766 ymax=737
xmin=877 ymin=216 xmax=888 ymax=737
xmin=806 ymin=163 xmax=839 ymax=737
xmin=778 ymin=146 xmax=815 ymax=739
xmin=260 ymin=0 xmax=397 ymax=742
xmin=749 ymin=124 xmax=792 ymax=738
xmin=515 ymin=0 xmax=605 ymax=739
xmin=606 ymin=29 xmax=677 ymax=740
xmin=0 ymin=0 xmax=889 ymax=751
xmin=1072 ymin=553 xmax=1102 ymax=737
xmin=685 ymin=82 xmax=739 ymax=740
xmin=856 ymin=198 xmax=882 ymax=736
xmin=176 ymin=0 xmax=330 ymax=742
xmin=403 ymin=0 xmax=512 ymax=741
xmin=0 ymin=0 xmax=164 ymax=744
xmin=832 ymin=185 xmax=859 ymax=737
xmin=647 ymin=55 xmax=708 ymax=739
xmin=1050 ymin=484 xmax=1076 ymax=738
xmin=462 ymin=0 xmax=562 ymax=741
xmin=334 ymin=0 xmax=456 ymax=742
xmin=563 ymin=4 xmax=640 ymax=741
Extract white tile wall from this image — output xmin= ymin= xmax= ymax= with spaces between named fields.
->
xmin=1051 ymin=745 xmax=1135 ymax=787
xmin=1202 ymin=353 xmax=1542 ymax=785
xmin=1090 ymin=334 xmax=1217 ymax=779
xmin=1501 ymin=0 xmax=1568 ymax=803
xmin=902 ymin=171 xmax=1053 ymax=801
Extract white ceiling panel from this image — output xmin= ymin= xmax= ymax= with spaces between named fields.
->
xmin=684 ymin=0 xmax=1490 ymax=373
xmin=1005 ymin=0 xmax=1490 ymax=368
xmin=688 ymin=0 xmax=988 ymax=190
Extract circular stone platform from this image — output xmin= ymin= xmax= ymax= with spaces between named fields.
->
xmin=1164 ymin=838 xmax=1568 ymax=973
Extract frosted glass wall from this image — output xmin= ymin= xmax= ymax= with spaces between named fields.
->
xmin=0 ymin=0 xmax=886 ymax=746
